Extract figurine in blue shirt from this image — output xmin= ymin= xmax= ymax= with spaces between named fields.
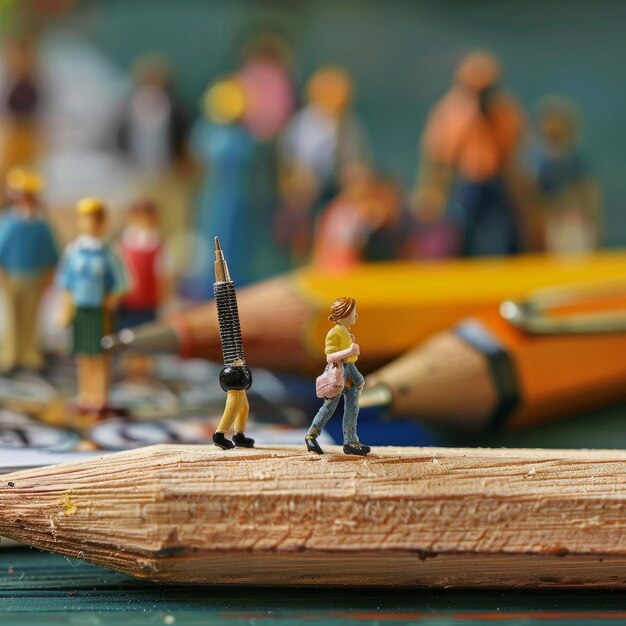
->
xmin=57 ymin=197 xmax=129 ymax=415
xmin=0 ymin=169 xmax=59 ymax=373
xmin=186 ymin=78 xmax=254 ymax=298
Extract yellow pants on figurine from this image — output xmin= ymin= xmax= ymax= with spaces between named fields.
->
xmin=0 ymin=275 xmax=45 ymax=372
xmin=216 ymin=389 xmax=249 ymax=435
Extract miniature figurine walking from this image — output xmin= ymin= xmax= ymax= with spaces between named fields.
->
xmin=56 ymin=197 xmax=129 ymax=415
xmin=0 ymin=168 xmax=59 ymax=373
xmin=306 ymin=297 xmax=370 ymax=456
xmin=211 ymin=236 xmax=254 ymax=450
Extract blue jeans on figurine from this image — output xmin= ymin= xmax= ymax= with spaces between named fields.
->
xmin=306 ymin=362 xmax=370 ymax=457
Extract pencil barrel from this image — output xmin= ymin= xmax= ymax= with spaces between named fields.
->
xmin=2 ymin=445 xmax=626 ymax=587
xmin=213 ymin=281 xmax=246 ymax=365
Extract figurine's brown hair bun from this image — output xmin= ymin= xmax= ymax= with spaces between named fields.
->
xmin=328 ymin=297 xmax=356 ymax=322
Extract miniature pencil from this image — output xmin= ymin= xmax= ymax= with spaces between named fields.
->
xmin=2 ymin=444 xmax=626 ymax=588
xmin=211 ymin=236 xmax=254 ymax=450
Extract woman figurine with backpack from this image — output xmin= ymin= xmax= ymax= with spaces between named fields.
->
xmin=306 ymin=296 xmax=370 ymax=456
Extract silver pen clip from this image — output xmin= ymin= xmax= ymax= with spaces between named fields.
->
xmin=500 ymin=280 xmax=626 ymax=335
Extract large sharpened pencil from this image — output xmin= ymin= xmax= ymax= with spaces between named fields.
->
xmin=2 ymin=444 xmax=626 ymax=588
xmin=361 ymin=307 xmax=626 ymax=431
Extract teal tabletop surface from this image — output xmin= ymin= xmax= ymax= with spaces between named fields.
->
xmin=2 ymin=548 xmax=626 ymax=625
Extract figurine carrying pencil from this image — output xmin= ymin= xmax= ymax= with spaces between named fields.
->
xmin=211 ymin=236 xmax=254 ymax=450
xmin=306 ymin=296 xmax=369 ymax=456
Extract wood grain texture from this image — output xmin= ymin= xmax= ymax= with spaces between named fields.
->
xmin=1 ymin=444 xmax=626 ymax=587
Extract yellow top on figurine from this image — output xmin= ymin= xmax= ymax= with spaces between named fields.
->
xmin=325 ymin=324 xmax=357 ymax=363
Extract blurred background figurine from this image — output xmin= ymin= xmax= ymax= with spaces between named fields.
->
xmin=0 ymin=37 xmax=41 ymax=199
xmin=237 ymin=33 xmax=296 ymax=143
xmin=529 ymin=96 xmax=603 ymax=254
xmin=412 ymin=51 xmax=526 ymax=257
xmin=117 ymin=198 xmax=170 ymax=330
xmin=277 ymin=66 xmax=371 ymax=263
xmin=116 ymin=198 xmax=171 ymax=378
xmin=117 ymin=54 xmax=189 ymax=177
xmin=116 ymin=54 xmax=192 ymax=270
xmin=312 ymin=173 xmax=403 ymax=270
xmin=0 ymin=168 xmax=59 ymax=373
xmin=56 ymin=197 xmax=129 ymax=416
xmin=186 ymin=78 xmax=253 ymax=298
xmin=237 ymin=34 xmax=296 ymax=280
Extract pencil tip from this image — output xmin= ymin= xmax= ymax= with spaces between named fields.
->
xmin=359 ymin=383 xmax=393 ymax=409
xmin=101 ymin=329 xmax=135 ymax=351
xmin=214 ymin=236 xmax=221 ymax=251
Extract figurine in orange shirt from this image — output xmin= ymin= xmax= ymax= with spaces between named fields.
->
xmin=413 ymin=52 xmax=526 ymax=257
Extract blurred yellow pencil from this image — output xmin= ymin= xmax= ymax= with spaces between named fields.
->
xmin=104 ymin=252 xmax=626 ymax=374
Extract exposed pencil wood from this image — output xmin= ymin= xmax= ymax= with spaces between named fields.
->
xmin=1 ymin=444 xmax=626 ymax=587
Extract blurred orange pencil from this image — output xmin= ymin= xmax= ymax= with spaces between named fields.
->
xmin=362 ymin=289 xmax=626 ymax=430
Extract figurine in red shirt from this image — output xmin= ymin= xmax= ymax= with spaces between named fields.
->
xmin=117 ymin=199 xmax=171 ymax=330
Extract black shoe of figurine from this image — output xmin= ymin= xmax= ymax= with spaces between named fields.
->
xmin=233 ymin=432 xmax=255 ymax=448
xmin=305 ymin=435 xmax=324 ymax=454
xmin=343 ymin=443 xmax=370 ymax=456
xmin=213 ymin=432 xmax=235 ymax=450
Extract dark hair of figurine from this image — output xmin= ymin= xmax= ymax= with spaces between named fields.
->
xmin=328 ymin=297 xmax=356 ymax=323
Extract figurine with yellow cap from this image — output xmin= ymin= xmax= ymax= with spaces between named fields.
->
xmin=276 ymin=65 xmax=371 ymax=263
xmin=0 ymin=168 xmax=59 ymax=373
xmin=186 ymin=77 xmax=253 ymax=296
xmin=56 ymin=197 xmax=129 ymax=415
